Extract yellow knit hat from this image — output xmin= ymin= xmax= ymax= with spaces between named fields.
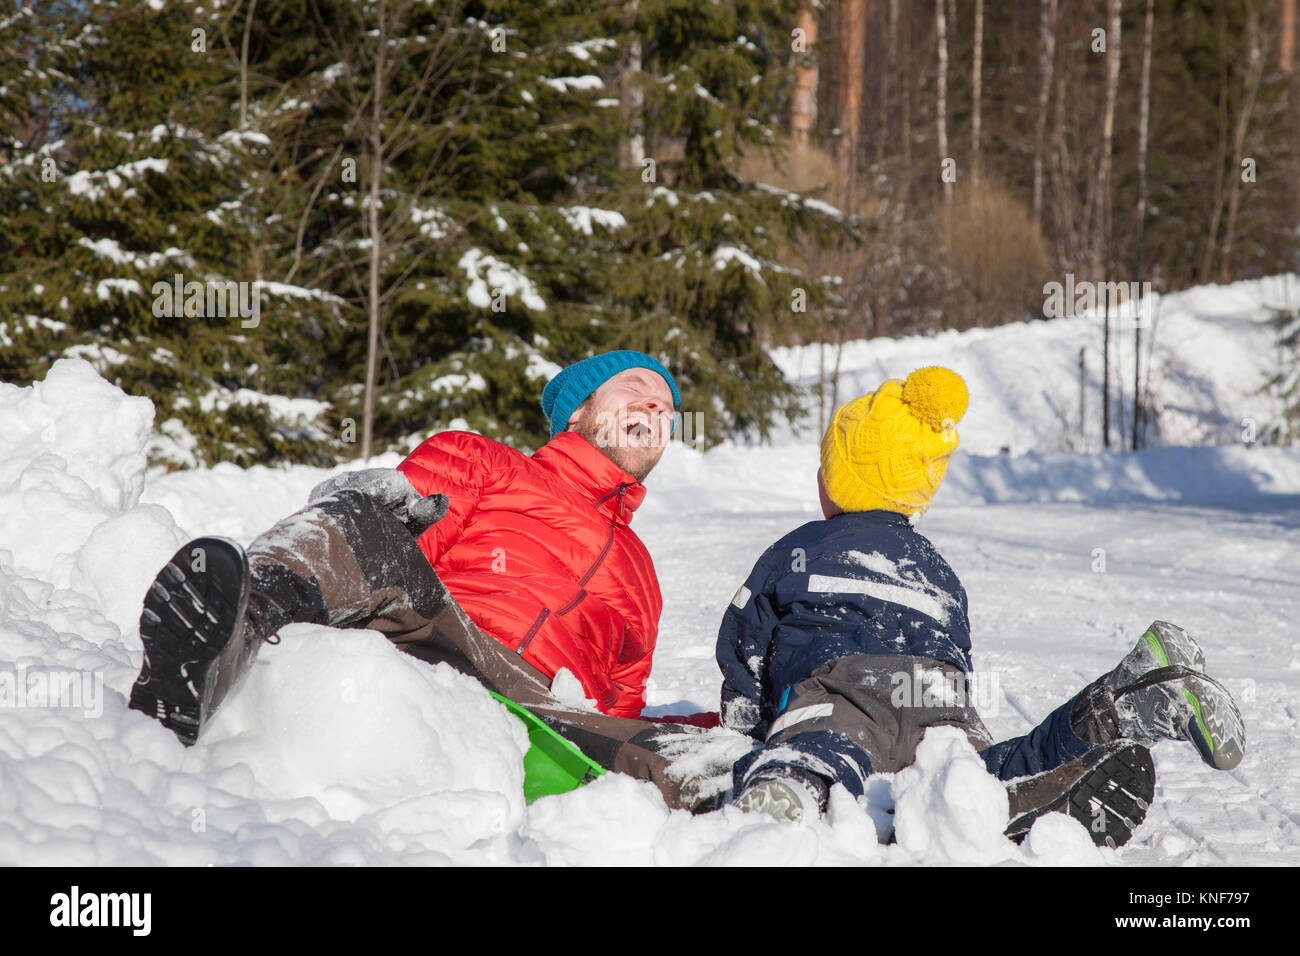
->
xmin=820 ymin=367 xmax=968 ymax=516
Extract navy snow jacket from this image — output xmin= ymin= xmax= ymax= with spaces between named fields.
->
xmin=716 ymin=509 xmax=972 ymax=739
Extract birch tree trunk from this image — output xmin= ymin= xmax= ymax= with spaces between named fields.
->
xmin=619 ymin=2 xmax=646 ymax=169
xmin=1133 ymin=0 xmax=1154 ymax=450
xmin=1098 ymin=0 xmax=1121 ymax=448
xmin=1094 ymin=0 xmax=1122 ymax=281
xmin=1033 ymin=0 xmax=1057 ymax=224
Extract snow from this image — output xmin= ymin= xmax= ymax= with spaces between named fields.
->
xmin=564 ymin=38 xmax=616 ymax=62
xmin=540 ymin=75 xmax=604 ymax=94
xmin=2 ymin=276 xmax=1299 ymax=865
xmin=559 ymin=206 xmax=627 ymax=235
xmin=94 ymin=278 xmax=143 ymax=300
xmin=458 ymin=248 xmax=546 ymax=311
xmin=712 ymin=245 xmax=765 ymax=281
xmin=772 ymin=274 xmax=1293 ymax=456
xmin=409 ymin=203 xmax=454 ymax=239
xmin=76 ymin=237 xmax=193 ymax=271
xmin=66 ymin=158 xmax=169 ymax=202
xmin=890 ymin=726 xmax=1015 ymax=863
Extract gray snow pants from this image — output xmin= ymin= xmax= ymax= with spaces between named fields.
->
xmin=741 ymin=653 xmax=1114 ymax=796
xmin=242 ymin=490 xmax=740 ymax=811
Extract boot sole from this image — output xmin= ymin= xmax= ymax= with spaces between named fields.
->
xmin=1005 ymin=742 xmax=1155 ymax=849
xmin=735 ymin=780 xmax=811 ymax=823
xmin=1117 ymin=666 xmax=1246 ymax=771
xmin=1144 ymin=621 xmax=1205 ymax=670
xmin=128 ymin=537 xmax=249 ymax=746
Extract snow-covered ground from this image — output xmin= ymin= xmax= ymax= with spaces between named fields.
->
xmin=2 ymin=277 xmax=1298 ymax=865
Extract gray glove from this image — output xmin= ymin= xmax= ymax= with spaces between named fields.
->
xmin=308 ymin=468 xmax=449 ymax=537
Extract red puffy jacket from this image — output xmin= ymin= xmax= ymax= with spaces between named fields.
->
xmin=397 ymin=429 xmax=660 ymax=718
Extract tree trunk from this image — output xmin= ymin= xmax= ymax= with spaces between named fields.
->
xmin=1199 ymin=8 xmax=1232 ymax=282
xmin=1098 ymin=0 xmax=1122 ymax=448
xmin=1053 ymin=45 xmax=1074 ymax=266
xmin=972 ymin=0 xmax=983 ymax=183
xmin=879 ymin=0 xmax=897 ymax=165
xmin=837 ymin=0 xmax=866 ymax=196
xmin=936 ymin=0 xmax=951 ymax=200
xmin=901 ymin=1 xmax=912 ymax=202
xmin=1033 ymin=0 xmax=1057 ymax=225
xmin=1283 ymin=0 xmax=1295 ymax=74
xmin=791 ymin=0 xmax=818 ymax=145
xmin=1220 ymin=0 xmax=1264 ymax=283
xmin=619 ymin=2 xmax=646 ymax=168
xmin=1133 ymin=0 xmax=1154 ymax=450
xmin=1094 ymin=0 xmax=1122 ymax=282
xmin=361 ymin=0 xmax=388 ymax=461
xmin=239 ymin=0 xmax=257 ymax=128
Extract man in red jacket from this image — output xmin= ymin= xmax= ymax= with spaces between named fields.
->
xmin=130 ymin=351 xmax=733 ymax=809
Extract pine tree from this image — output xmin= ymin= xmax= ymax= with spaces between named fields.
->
xmin=0 ymin=0 xmax=345 ymax=467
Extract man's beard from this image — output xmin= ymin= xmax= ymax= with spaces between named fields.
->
xmin=569 ymin=403 xmax=666 ymax=483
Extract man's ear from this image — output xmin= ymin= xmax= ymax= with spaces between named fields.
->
xmin=566 ymin=398 xmax=588 ymax=430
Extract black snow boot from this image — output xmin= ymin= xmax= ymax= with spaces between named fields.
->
xmin=129 ymin=537 xmax=269 ymax=746
xmin=1004 ymin=740 xmax=1156 ymax=849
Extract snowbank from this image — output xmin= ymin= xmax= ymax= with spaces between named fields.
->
xmin=770 ymin=274 xmax=1297 ymax=456
xmin=0 ymin=360 xmax=1139 ymax=867
xmin=5 ymin=286 xmax=1299 ymax=865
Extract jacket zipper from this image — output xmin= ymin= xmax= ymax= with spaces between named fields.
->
xmin=517 ymin=482 xmax=631 ymax=657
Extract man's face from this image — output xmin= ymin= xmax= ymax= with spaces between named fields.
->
xmin=566 ymin=367 xmax=677 ymax=482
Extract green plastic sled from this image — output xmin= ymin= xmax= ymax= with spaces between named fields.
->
xmin=489 ymin=691 xmax=606 ymax=802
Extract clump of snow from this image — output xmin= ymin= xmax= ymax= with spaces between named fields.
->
xmin=66 ymin=158 xmax=169 ymax=202
xmin=890 ymin=726 xmax=1014 ymax=863
xmin=95 ymin=277 xmax=143 ymax=300
xmin=410 ymin=203 xmax=454 ymax=239
xmin=1022 ymin=812 xmax=1111 ymax=866
xmin=712 ymin=245 xmax=764 ymax=281
xmin=540 ymin=75 xmax=604 ymax=94
xmin=76 ymin=237 xmax=193 ymax=271
xmin=0 ymin=359 xmax=176 ymax=589
xmin=564 ymin=38 xmax=617 ymax=62
xmin=548 ymin=667 xmax=598 ymax=711
xmin=198 ymin=624 xmax=531 ymax=837
xmin=559 ymin=206 xmax=627 ymax=235
xmin=458 ymin=248 xmax=546 ymax=311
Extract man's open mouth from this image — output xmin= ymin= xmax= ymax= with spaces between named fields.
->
xmin=623 ymin=418 xmax=652 ymax=446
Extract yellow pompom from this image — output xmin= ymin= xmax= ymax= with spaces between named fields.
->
xmin=901 ymin=366 xmax=968 ymax=431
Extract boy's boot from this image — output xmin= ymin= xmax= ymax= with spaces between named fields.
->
xmin=733 ymin=765 xmax=830 ymax=824
xmin=1072 ymin=621 xmax=1245 ymax=772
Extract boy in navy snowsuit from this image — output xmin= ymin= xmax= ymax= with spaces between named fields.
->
xmin=718 ymin=368 xmax=1245 ymax=832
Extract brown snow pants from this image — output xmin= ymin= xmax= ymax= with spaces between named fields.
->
xmin=243 ymin=489 xmax=741 ymax=811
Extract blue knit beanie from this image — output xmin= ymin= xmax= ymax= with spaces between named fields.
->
xmin=541 ymin=350 xmax=681 ymax=439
